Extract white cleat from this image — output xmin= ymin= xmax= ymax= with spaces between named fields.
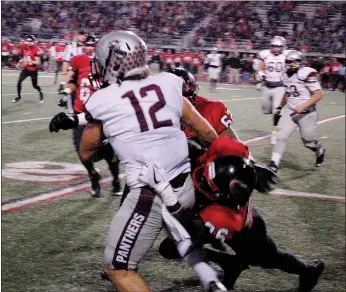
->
xmin=270 ymin=131 xmax=277 ymax=145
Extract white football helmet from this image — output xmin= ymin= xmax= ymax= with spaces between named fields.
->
xmin=285 ymin=50 xmax=303 ymax=71
xmin=270 ymin=36 xmax=286 ymax=55
xmin=90 ymin=30 xmax=149 ymax=89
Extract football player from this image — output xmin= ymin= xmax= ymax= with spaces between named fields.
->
xmin=54 ymin=39 xmax=67 ymax=84
xmin=158 ymin=137 xmax=325 ymax=292
xmin=77 ymin=31 xmax=228 ymax=292
xmin=268 ymin=50 xmax=326 ymax=173
xmin=207 ymin=48 xmax=222 ymax=92
xmin=257 ymin=36 xmax=290 ymax=144
xmin=49 ymin=35 xmax=121 ymax=198
xmin=13 ymin=35 xmax=44 ymax=104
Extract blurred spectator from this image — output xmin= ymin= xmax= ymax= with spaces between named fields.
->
xmin=228 ymin=52 xmax=241 ymax=84
xmin=330 ymin=58 xmax=342 ymax=91
xmin=338 ymin=62 xmax=345 ymax=91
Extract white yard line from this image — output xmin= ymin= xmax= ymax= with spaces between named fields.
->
xmin=1 ymin=114 xmax=345 ymax=213
xmin=219 ymin=97 xmax=258 ymax=102
xmin=270 ymin=189 xmax=345 ymax=201
xmin=2 ymin=91 xmax=56 ymax=96
xmin=2 ymin=117 xmax=52 ymax=124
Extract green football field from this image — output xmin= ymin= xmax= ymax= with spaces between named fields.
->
xmin=1 ymin=69 xmax=345 ymax=292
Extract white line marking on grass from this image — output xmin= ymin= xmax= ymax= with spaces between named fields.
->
xmin=2 ymin=91 xmax=56 ymax=96
xmin=219 ymin=97 xmax=258 ymax=102
xmin=2 ymin=117 xmax=52 ymax=124
xmin=21 ymin=112 xmax=33 ymax=115
xmin=2 ymin=173 xmax=125 ymax=214
xmin=2 ymin=115 xmax=344 ymax=213
xmin=1 ymin=178 xmax=113 ymax=213
xmin=2 ymin=74 xmax=54 ymax=78
xmin=245 ymin=114 xmax=345 ymax=145
xmin=270 ymin=189 xmax=345 ymax=201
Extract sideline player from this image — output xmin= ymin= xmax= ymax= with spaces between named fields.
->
xmin=78 ymin=31 xmax=227 ymax=292
xmin=13 ymin=35 xmax=44 ymax=103
xmin=257 ymin=36 xmax=290 ymax=144
xmin=268 ymin=50 xmax=326 ymax=172
xmin=207 ymin=48 xmax=222 ymax=92
xmin=54 ymin=39 xmax=67 ymax=84
xmin=49 ymin=35 xmax=121 ymax=197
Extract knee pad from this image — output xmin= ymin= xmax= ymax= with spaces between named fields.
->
xmin=302 ymin=138 xmax=319 ymax=149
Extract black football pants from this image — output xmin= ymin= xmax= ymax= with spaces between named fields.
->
xmin=17 ymin=68 xmax=42 ymax=98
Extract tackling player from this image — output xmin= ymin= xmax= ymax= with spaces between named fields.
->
xmin=269 ymin=50 xmax=326 ymax=173
xmin=49 ymin=35 xmax=121 ymax=197
xmin=257 ymin=36 xmax=290 ymax=145
xmin=158 ymin=137 xmax=325 ymax=292
xmin=13 ymin=35 xmax=44 ymax=104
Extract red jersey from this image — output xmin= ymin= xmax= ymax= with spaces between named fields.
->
xmin=194 ymin=137 xmax=252 ymax=241
xmin=55 ymin=44 xmax=66 ymax=62
xmin=70 ymin=54 xmax=94 ymax=113
xmin=182 ymin=52 xmax=193 ymax=64
xmin=164 ymin=52 xmax=174 ymax=65
xmin=322 ymin=64 xmax=331 ymax=75
xmin=330 ymin=62 xmax=341 ymax=75
xmin=174 ymin=53 xmax=182 ymax=64
xmin=10 ymin=44 xmax=21 ymax=56
xmin=183 ymin=95 xmax=233 ymax=138
xmin=2 ymin=41 xmax=10 ymax=56
xmin=23 ymin=46 xmax=40 ymax=71
xmin=192 ymin=54 xmax=202 ymax=67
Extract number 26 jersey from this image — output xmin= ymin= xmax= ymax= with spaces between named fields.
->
xmin=85 ymin=72 xmax=190 ymax=188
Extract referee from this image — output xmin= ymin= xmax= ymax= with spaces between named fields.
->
xmin=59 ymin=31 xmax=86 ymax=88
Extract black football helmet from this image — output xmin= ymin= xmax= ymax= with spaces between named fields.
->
xmin=167 ymin=67 xmax=198 ymax=105
xmin=193 ymin=155 xmax=256 ymax=208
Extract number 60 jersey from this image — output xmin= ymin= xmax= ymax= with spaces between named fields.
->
xmin=85 ymin=72 xmax=190 ymax=188
xmin=69 ymin=54 xmax=94 ymax=113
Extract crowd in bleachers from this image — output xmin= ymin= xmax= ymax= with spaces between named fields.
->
xmin=1 ymin=1 xmax=345 ymax=54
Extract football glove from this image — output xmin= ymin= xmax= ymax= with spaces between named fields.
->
xmin=273 ymin=106 xmax=282 ymax=126
xmin=253 ymin=163 xmax=277 ymax=193
xmin=258 ymin=71 xmax=267 ymax=81
xmin=49 ymin=112 xmax=79 ymax=133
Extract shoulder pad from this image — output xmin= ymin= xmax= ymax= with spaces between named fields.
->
xmin=297 ymin=67 xmax=318 ymax=81
xmin=258 ymin=49 xmax=270 ymax=60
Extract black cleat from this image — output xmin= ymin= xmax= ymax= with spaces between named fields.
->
xmin=299 ymin=259 xmax=325 ymax=292
xmin=207 ymin=281 xmax=228 ymax=292
xmin=12 ymin=96 xmax=21 ymax=103
xmin=100 ymin=271 xmax=110 ymax=281
xmin=268 ymin=160 xmax=278 ymax=173
xmin=89 ymin=172 xmax=102 ymax=198
xmin=315 ymin=148 xmax=326 ymax=167
xmin=39 ymin=91 xmax=44 ymax=103
xmin=111 ymin=180 xmax=122 ymax=196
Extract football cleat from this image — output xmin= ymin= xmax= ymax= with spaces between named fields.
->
xmin=268 ymin=160 xmax=278 ymax=173
xmin=89 ymin=172 xmax=102 ymax=198
xmin=207 ymin=281 xmax=228 ymax=292
xmin=111 ymin=180 xmax=122 ymax=196
xmin=315 ymin=148 xmax=326 ymax=167
xmin=12 ymin=96 xmax=21 ymax=103
xmin=298 ymin=259 xmax=325 ymax=292
xmin=221 ymin=259 xmax=248 ymax=290
xmin=39 ymin=91 xmax=44 ymax=103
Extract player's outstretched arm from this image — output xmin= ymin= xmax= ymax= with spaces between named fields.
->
xmin=181 ymin=97 xmax=218 ymax=144
xmin=79 ymin=120 xmax=103 ymax=164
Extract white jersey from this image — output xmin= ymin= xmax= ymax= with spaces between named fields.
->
xmin=63 ymin=41 xmax=84 ymax=62
xmin=258 ymin=49 xmax=291 ymax=82
xmin=282 ymin=67 xmax=321 ymax=110
xmin=252 ymin=58 xmax=261 ymax=71
xmin=85 ymin=72 xmax=190 ymax=188
xmin=207 ymin=53 xmax=222 ymax=67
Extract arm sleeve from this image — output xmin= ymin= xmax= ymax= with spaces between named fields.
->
xmin=304 ymin=72 xmax=322 ymax=92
